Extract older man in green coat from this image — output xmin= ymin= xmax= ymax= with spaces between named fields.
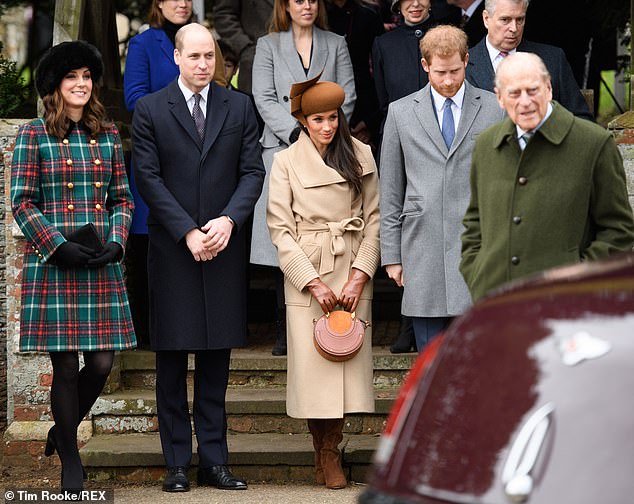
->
xmin=461 ymin=52 xmax=634 ymax=302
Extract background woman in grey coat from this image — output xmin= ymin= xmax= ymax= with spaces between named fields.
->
xmin=251 ymin=0 xmax=356 ymax=355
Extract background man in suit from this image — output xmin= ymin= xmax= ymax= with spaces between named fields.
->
xmin=446 ymin=0 xmax=486 ymax=47
xmin=465 ymin=0 xmax=593 ymax=120
xmin=213 ymin=0 xmax=274 ymax=94
xmin=380 ymin=25 xmax=504 ymax=351
xmin=461 ymin=53 xmax=634 ymax=301
xmin=132 ymin=23 xmax=264 ymax=492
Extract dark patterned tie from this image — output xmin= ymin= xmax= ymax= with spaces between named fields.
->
xmin=460 ymin=13 xmax=469 ymax=28
xmin=192 ymin=93 xmax=205 ymax=141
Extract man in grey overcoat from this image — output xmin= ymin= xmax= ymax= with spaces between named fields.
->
xmin=132 ymin=24 xmax=264 ymax=492
xmin=380 ymin=25 xmax=504 ymax=351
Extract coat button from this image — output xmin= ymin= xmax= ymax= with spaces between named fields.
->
xmin=67 ymin=204 xmax=74 ymax=211
xmin=95 ymin=181 xmax=102 ymax=188
xmin=283 ymin=96 xmax=289 ymax=102
xmin=66 ymin=159 xmax=73 ymax=166
xmin=513 ymin=216 xmax=521 ymax=224
xmin=94 ymin=159 xmax=101 ymax=165
xmin=62 ymin=138 xmax=69 ymax=145
xmin=511 ymin=256 xmax=520 ymax=265
xmin=95 ymin=204 xmax=102 ymax=210
xmin=67 ymin=182 xmax=74 ymax=189
xmin=415 ymin=29 xmax=423 ymax=38
xmin=518 ymin=176 xmax=527 ymax=185
xmin=90 ymin=139 xmax=96 ymax=145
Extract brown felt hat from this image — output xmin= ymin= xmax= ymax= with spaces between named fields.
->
xmin=290 ymin=72 xmax=345 ymax=125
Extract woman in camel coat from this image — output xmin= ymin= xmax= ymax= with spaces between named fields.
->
xmin=267 ymin=75 xmax=379 ymax=489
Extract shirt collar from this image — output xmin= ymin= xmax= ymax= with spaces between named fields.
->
xmin=516 ymin=102 xmax=554 ymax=138
xmin=177 ymin=77 xmax=210 ymax=105
xmin=485 ymin=36 xmax=517 ymax=62
xmin=430 ymin=82 xmax=466 ymax=114
xmin=463 ymin=0 xmax=483 ymax=17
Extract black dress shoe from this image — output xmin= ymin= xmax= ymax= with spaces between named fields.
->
xmin=162 ymin=467 xmax=190 ymax=492
xmin=197 ymin=465 xmax=247 ymax=490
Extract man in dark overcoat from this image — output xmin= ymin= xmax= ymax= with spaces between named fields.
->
xmin=465 ymin=0 xmax=593 ymax=120
xmin=131 ymin=23 xmax=264 ymax=492
xmin=460 ymin=52 xmax=634 ymax=302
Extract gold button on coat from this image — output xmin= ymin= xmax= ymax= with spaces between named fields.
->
xmin=67 ymin=182 xmax=74 ymax=189
xmin=94 ymin=159 xmax=101 ymax=165
xmin=95 ymin=204 xmax=102 ymax=210
xmin=62 ymin=139 xmax=69 ymax=144
xmin=66 ymin=159 xmax=73 ymax=166
xmin=90 ymin=139 xmax=96 ymax=145
xmin=95 ymin=181 xmax=102 ymax=188
xmin=67 ymin=204 xmax=74 ymax=211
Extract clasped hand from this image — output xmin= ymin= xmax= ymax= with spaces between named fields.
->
xmin=307 ymin=268 xmax=370 ymax=314
xmin=186 ymin=216 xmax=234 ymax=262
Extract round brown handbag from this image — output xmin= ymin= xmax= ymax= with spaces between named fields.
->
xmin=313 ymin=310 xmax=370 ymax=362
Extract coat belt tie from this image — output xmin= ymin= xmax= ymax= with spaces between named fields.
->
xmin=297 ymin=217 xmax=365 ymax=275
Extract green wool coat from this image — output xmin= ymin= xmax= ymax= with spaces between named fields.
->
xmin=460 ymin=102 xmax=634 ymax=301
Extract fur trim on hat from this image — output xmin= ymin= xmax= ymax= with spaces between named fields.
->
xmin=35 ymin=40 xmax=104 ymax=98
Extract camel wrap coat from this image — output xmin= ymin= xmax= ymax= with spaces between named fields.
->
xmin=267 ymin=133 xmax=380 ymax=418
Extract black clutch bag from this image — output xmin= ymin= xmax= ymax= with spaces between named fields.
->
xmin=65 ymin=223 xmax=104 ymax=251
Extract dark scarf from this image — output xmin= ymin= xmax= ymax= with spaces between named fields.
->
xmin=162 ymin=19 xmax=188 ymax=46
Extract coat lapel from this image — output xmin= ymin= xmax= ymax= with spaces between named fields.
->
xmin=467 ymin=40 xmax=495 ymax=89
xmin=291 ymin=133 xmax=347 ymax=188
xmin=167 ymin=80 xmax=202 ymax=149
xmin=450 ymin=82 xmax=482 ymax=156
xmin=154 ymin=28 xmax=175 ymax=63
xmin=201 ymin=83 xmax=229 ymax=161
xmin=280 ymin=29 xmax=308 ymax=84
xmin=308 ymin=27 xmax=328 ymax=78
xmin=413 ymin=85 xmax=448 ymax=155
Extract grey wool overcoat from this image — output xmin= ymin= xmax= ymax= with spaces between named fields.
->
xmin=250 ymin=26 xmax=357 ymax=267
xmin=380 ymin=82 xmax=504 ymax=316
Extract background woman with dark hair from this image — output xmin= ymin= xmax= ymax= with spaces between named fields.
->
xmin=267 ymin=76 xmax=379 ymax=489
xmin=11 ymin=41 xmax=136 ymax=493
xmin=123 ymin=0 xmax=225 ymax=345
xmin=251 ymin=0 xmax=356 ymax=355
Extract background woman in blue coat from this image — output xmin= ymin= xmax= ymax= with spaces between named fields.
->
xmin=123 ymin=0 xmax=225 ymax=344
xmin=11 ymin=41 xmax=136 ymax=493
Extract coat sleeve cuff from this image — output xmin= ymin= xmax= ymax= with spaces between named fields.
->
xmin=352 ymin=241 xmax=380 ymax=278
xmin=282 ymin=253 xmax=319 ymax=292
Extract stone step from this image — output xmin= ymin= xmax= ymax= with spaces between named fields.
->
xmin=120 ymin=348 xmax=416 ymax=390
xmin=80 ymin=431 xmax=378 ymax=484
xmin=91 ymin=387 xmax=398 ymax=435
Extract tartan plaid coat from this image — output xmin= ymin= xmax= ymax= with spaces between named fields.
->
xmin=11 ymin=118 xmax=137 ymax=352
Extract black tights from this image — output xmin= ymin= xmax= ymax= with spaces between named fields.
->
xmin=49 ymin=351 xmax=114 ymax=487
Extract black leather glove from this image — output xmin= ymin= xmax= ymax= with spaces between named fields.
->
xmin=289 ymin=125 xmax=302 ymax=144
xmin=86 ymin=242 xmax=123 ymax=267
xmin=52 ymin=242 xmax=96 ymax=269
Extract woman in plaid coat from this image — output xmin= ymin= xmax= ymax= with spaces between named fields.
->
xmin=10 ymin=41 xmax=136 ymax=492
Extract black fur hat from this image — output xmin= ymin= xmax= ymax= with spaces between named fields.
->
xmin=35 ymin=40 xmax=104 ymax=98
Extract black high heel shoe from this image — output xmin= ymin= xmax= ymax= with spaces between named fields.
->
xmin=45 ymin=426 xmax=88 ymax=480
xmin=390 ymin=316 xmax=417 ymax=353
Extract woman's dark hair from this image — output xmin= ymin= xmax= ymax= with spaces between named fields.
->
xmin=318 ymin=108 xmax=363 ymax=194
xmin=42 ymin=84 xmax=110 ymax=138
xmin=148 ymin=0 xmax=195 ymax=28
xmin=270 ymin=0 xmax=328 ymax=32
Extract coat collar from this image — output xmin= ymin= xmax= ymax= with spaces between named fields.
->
xmin=412 ymin=82 xmax=485 ymax=157
xmin=151 ymin=28 xmax=175 ymax=64
xmin=279 ymin=27 xmax=330 ymax=85
xmin=289 ymin=132 xmax=375 ymax=188
xmin=492 ymin=101 xmax=574 ymax=149
xmin=167 ymin=79 xmax=230 ymax=159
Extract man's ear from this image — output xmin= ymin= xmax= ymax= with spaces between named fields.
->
xmin=174 ymin=48 xmax=180 ymax=66
xmin=421 ymin=58 xmax=430 ymax=73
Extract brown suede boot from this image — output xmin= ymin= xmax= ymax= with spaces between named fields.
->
xmin=320 ymin=418 xmax=347 ymax=489
xmin=307 ymin=419 xmax=325 ymax=485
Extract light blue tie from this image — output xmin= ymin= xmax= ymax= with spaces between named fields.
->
xmin=441 ymin=98 xmax=455 ymax=149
